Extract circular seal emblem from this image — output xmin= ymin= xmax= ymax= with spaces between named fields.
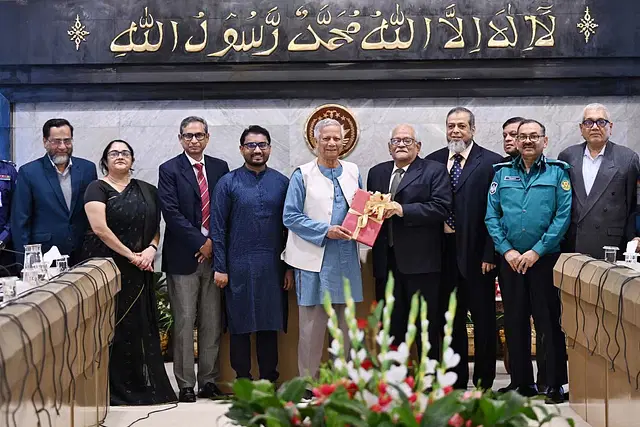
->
xmin=561 ymin=179 xmax=571 ymax=191
xmin=304 ymin=104 xmax=359 ymax=158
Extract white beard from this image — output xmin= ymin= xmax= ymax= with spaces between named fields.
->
xmin=448 ymin=140 xmax=467 ymax=154
xmin=51 ymin=154 xmax=70 ymax=165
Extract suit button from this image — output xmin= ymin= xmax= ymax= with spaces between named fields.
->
xmin=604 ymin=207 xmax=608 ymax=212
xmin=522 ymin=209 xmax=526 ymax=213
xmin=522 ymin=228 xmax=526 ymax=232
xmin=595 ymin=224 xmax=600 ymax=230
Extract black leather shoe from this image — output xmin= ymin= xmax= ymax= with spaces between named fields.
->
xmin=516 ymin=385 xmax=539 ymax=397
xmin=198 ymin=382 xmax=224 ymax=399
xmin=537 ymin=384 xmax=549 ymax=395
xmin=545 ymin=387 xmax=565 ymax=404
xmin=179 ymin=387 xmax=196 ymax=403
xmin=497 ymin=383 xmax=517 ymax=393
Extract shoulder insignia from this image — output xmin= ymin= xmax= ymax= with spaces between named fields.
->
xmin=489 ymin=181 xmax=498 ymax=195
xmin=0 ymin=160 xmax=16 ymax=167
xmin=492 ymin=161 xmax=513 ymax=171
xmin=561 ymin=179 xmax=571 ymax=191
xmin=546 ymin=159 xmax=571 ymax=170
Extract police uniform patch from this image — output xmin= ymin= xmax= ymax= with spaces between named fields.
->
xmin=490 ymin=181 xmax=498 ymax=194
xmin=0 ymin=175 xmax=11 ymax=181
xmin=561 ymin=180 xmax=571 ymax=191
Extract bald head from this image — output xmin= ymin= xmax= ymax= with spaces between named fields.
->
xmin=389 ymin=123 xmax=421 ymax=167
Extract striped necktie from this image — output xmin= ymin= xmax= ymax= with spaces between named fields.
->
xmin=445 ymin=154 xmax=463 ymax=230
xmin=193 ymin=163 xmax=210 ymax=232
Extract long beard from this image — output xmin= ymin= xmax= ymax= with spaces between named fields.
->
xmin=448 ymin=140 xmax=467 ymax=154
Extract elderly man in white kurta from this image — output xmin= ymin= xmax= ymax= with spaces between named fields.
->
xmin=283 ymin=118 xmax=364 ymax=389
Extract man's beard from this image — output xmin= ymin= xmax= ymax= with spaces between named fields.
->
xmin=448 ymin=139 xmax=468 ymax=154
xmin=48 ymin=149 xmax=72 ymax=165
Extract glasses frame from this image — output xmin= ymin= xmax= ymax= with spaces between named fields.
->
xmin=241 ymin=142 xmax=271 ymax=150
xmin=107 ymin=150 xmax=132 ymax=159
xmin=47 ymin=138 xmax=73 ymax=146
xmin=581 ymin=118 xmax=610 ymax=128
xmin=181 ymin=132 xmax=208 ymax=141
xmin=389 ymin=137 xmax=417 ymax=146
xmin=516 ymin=134 xmax=545 ymax=143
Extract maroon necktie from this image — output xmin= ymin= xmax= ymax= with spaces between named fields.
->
xmin=193 ymin=163 xmax=210 ymax=231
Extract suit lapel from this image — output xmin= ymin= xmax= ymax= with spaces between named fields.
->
xmin=42 ymin=156 xmax=70 ymax=215
xmin=455 ymin=143 xmax=481 ymax=192
xmin=395 ymin=158 xmax=423 ymax=195
xmin=180 ymin=153 xmax=201 ymax=197
xmin=204 ymin=155 xmax=217 ymax=190
xmin=571 ymin=143 xmax=588 ymax=207
xmin=380 ymin=162 xmax=394 ymax=192
xmin=579 ymin=143 xmax=617 ymax=222
xmin=69 ymin=159 xmax=82 ymax=214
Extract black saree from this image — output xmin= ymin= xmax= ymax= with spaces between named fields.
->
xmin=81 ymin=179 xmax=176 ymax=405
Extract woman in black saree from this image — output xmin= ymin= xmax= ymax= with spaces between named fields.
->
xmin=81 ymin=139 xmax=176 ymax=406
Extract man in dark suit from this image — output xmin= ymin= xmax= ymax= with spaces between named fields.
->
xmin=11 ymin=118 xmax=97 ymax=266
xmin=158 ymin=116 xmax=229 ymax=403
xmin=426 ymin=107 xmax=503 ymax=390
xmin=368 ymin=124 xmax=452 ymax=359
xmin=558 ymin=103 xmax=640 ymax=259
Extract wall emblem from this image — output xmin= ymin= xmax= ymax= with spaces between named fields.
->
xmin=304 ymin=104 xmax=359 ymax=158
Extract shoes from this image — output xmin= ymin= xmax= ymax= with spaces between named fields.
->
xmin=517 ymin=385 xmax=539 ymax=397
xmin=198 ymin=382 xmax=224 ymax=399
xmin=179 ymin=387 xmax=196 ymax=403
xmin=497 ymin=383 xmax=517 ymax=393
xmin=537 ymin=384 xmax=548 ymax=395
xmin=545 ymin=387 xmax=565 ymax=404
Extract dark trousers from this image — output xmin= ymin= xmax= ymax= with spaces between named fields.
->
xmin=230 ymin=331 xmax=279 ymax=382
xmin=443 ymin=234 xmax=497 ymax=390
xmin=375 ymin=247 xmax=441 ymax=360
xmin=498 ymin=268 xmax=548 ymax=389
xmin=500 ymin=253 xmax=567 ymax=388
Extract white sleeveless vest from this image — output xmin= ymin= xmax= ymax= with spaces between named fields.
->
xmin=283 ymin=159 xmax=360 ymax=272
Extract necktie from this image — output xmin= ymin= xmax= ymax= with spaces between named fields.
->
xmin=445 ymin=154 xmax=463 ymax=230
xmin=194 ymin=163 xmax=210 ymax=232
xmin=388 ymin=168 xmax=405 ymax=247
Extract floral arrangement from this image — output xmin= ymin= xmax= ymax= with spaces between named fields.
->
xmin=225 ymin=275 xmax=573 ymax=427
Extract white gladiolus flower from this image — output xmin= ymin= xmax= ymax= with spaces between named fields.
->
xmin=329 ymin=339 xmax=342 ymax=357
xmin=327 ymin=318 xmax=336 ymax=331
xmin=425 ymin=359 xmax=438 ymax=374
xmin=347 ymin=362 xmax=374 ymax=384
xmin=350 ymin=348 xmax=367 ymax=362
xmin=334 ymin=359 xmax=345 ymax=370
xmin=387 ymin=382 xmax=412 ymax=401
xmin=436 ymin=370 xmax=457 ymax=388
xmin=379 ymin=342 xmax=410 ymax=365
xmin=384 ymin=365 xmax=408 ymax=385
xmin=362 ymin=390 xmax=378 ymax=407
xmin=445 ymin=311 xmax=454 ymax=322
xmin=422 ymin=374 xmax=434 ymax=390
xmin=443 ymin=348 xmax=461 ymax=369
xmin=376 ymin=331 xmax=394 ymax=346
xmin=443 ymin=336 xmax=452 ymax=347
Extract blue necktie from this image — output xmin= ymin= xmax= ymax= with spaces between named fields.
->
xmin=445 ymin=154 xmax=463 ymax=230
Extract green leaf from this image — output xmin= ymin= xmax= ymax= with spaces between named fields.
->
xmin=394 ymin=404 xmax=419 ymax=427
xmin=567 ymin=417 xmax=576 ymax=427
xmin=233 ymin=379 xmax=255 ymax=401
xmin=325 ymin=396 xmax=368 ymax=417
xmin=265 ymin=407 xmax=293 ymax=425
xmin=479 ymin=398 xmax=504 ymax=426
xmin=334 ymin=414 xmax=369 ymax=427
xmin=520 ymin=406 xmax=538 ymax=420
xmin=421 ymin=392 xmax=464 ymax=427
xmin=254 ymin=379 xmax=276 ymax=394
xmin=277 ymin=378 xmax=308 ymax=403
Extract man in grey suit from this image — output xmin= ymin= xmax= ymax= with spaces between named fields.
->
xmin=558 ymin=103 xmax=640 ymax=259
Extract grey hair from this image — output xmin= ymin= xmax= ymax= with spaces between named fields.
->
xmin=313 ymin=118 xmax=343 ymax=141
xmin=179 ymin=116 xmax=209 ymax=135
xmin=390 ymin=124 xmax=419 ymax=141
xmin=583 ymin=103 xmax=611 ymax=120
xmin=446 ymin=107 xmax=475 ymax=128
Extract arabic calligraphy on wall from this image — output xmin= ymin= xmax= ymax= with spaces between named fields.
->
xmin=101 ymin=3 xmax=599 ymax=60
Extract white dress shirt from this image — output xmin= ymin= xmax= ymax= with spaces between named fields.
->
xmin=582 ymin=145 xmax=605 ymax=196
xmin=389 ymin=164 xmax=409 ymax=192
xmin=185 ymin=153 xmax=209 ymax=236
xmin=444 ymin=141 xmax=474 ymax=233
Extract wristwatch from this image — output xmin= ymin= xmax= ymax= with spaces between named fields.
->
xmin=149 ymin=243 xmax=158 ymax=250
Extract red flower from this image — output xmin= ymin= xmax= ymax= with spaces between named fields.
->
xmin=357 ymin=318 xmax=368 ymax=329
xmin=379 ymin=394 xmax=392 ymax=406
xmin=390 ymin=344 xmax=399 ymax=351
xmin=378 ymin=382 xmax=388 ymax=395
xmin=291 ymin=415 xmax=301 ymax=425
xmin=408 ymin=393 xmax=417 ymax=403
xmin=312 ymin=384 xmax=336 ymax=398
xmin=443 ymin=386 xmax=454 ymax=395
xmin=360 ymin=359 xmax=373 ymax=370
xmin=371 ymin=403 xmax=383 ymax=413
xmin=416 ymin=413 xmax=423 ymax=423
xmin=405 ymin=376 xmax=415 ymax=389
xmin=466 ymin=420 xmax=473 ymax=427
xmin=448 ymin=413 xmax=465 ymax=427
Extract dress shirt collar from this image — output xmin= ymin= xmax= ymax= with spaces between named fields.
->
xmin=584 ymin=144 xmax=606 ymax=161
xmin=392 ymin=163 xmax=410 ymax=174
xmin=448 ymin=141 xmax=474 ymax=161
xmin=48 ymin=155 xmax=72 ymax=175
xmin=185 ymin=152 xmax=205 ymax=168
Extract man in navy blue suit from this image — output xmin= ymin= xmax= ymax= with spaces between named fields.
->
xmin=158 ymin=116 xmax=229 ymax=403
xmin=11 ymin=118 xmax=97 ymax=266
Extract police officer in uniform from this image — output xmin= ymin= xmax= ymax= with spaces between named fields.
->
xmin=485 ymin=119 xmax=570 ymax=404
xmin=0 ymin=159 xmax=18 ymax=276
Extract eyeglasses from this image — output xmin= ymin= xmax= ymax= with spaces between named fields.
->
xmin=47 ymin=138 xmax=73 ymax=146
xmin=181 ymin=132 xmax=207 ymax=141
xmin=107 ymin=150 xmax=132 ymax=159
xmin=389 ymin=137 xmax=416 ymax=146
xmin=242 ymin=142 xmax=270 ymax=150
xmin=581 ymin=119 xmax=610 ymax=128
xmin=517 ymin=134 xmax=544 ymax=142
